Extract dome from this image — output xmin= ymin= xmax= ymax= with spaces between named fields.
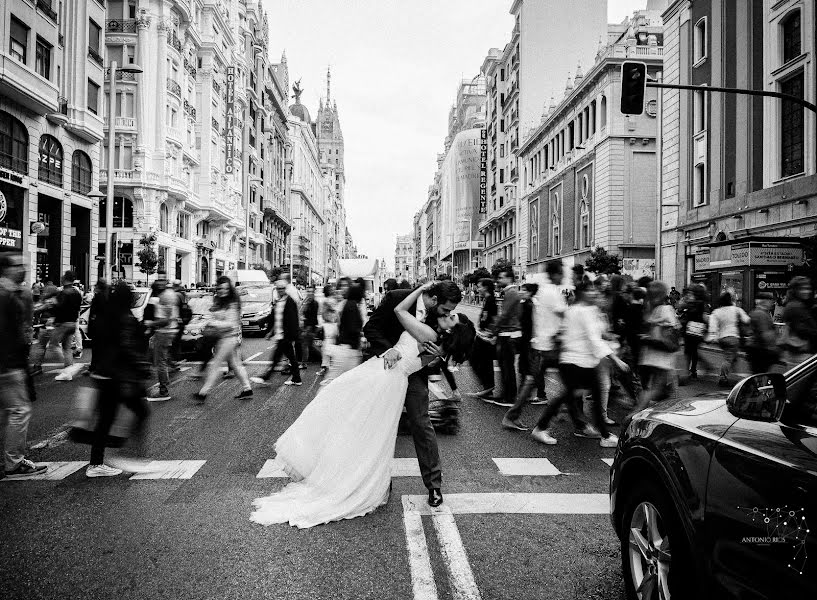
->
xmin=290 ymin=101 xmax=311 ymax=123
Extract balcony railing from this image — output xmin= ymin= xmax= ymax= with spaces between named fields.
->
xmin=100 ymin=169 xmax=136 ymax=181
xmin=36 ymin=0 xmax=58 ymax=23
xmin=168 ymin=32 xmax=182 ymax=52
xmin=166 ymin=78 xmax=182 ymax=97
xmin=183 ymin=100 xmax=196 ymax=121
xmin=88 ymin=46 xmax=104 ymax=66
xmin=166 ymin=127 xmax=183 ymax=143
xmin=104 ymin=116 xmax=137 ymax=129
xmin=104 ymin=68 xmax=137 ymax=82
xmin=106 ymin=19 xmax=137 ymax=33
xmin=211 ymin=117 xmax=220 ymax=131
xmin=212 ymin=79 xmax=221 ymax=93
xmin=183 ymin=58 xmax=197 ymax=78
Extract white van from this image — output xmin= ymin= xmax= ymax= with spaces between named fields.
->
xmin=225 ymin=269 xmax=270 ymax=287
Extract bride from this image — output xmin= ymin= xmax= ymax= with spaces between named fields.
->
xmin=250 ymin=282 xmax=475 ymax=529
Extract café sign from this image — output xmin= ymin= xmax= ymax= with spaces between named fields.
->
xmin=695 ymin=241 xmax=803 ymax=271
xmin=0 ymin=226 xmax=22 ymax=250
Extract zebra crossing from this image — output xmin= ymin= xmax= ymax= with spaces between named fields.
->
xmin=1 ymin=456 xmax=614 ymax=481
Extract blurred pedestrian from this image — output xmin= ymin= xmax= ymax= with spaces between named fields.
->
xmin=668 ymin=286 xmax=681 ymax=307
xmin=707 ymin=292 xmax=750 ymax=386
xmin=300 ymin=285 xmax=320 ymax=369
xmin=143 ymin=278 xmax=180 ymax=401
xmin=84 ymin=281 xmax=152 ymax=477
xmin=31 ymin=277 xmax=43 ymax=302
xmin=87 ymin=279 xmax=110 ymax=375
xmin=470 ymin=277 xmax=497 ymax=398
xmin=322 ymin=283 xmax=365 ymax=385
xmin=319 ymin=283 xmax=339 ymax=376
xmin=486 ymin=267 xmax=521 ymax=407
xmin=383 ymin=278 xmax=398 ymax=293
xmin=399 ymin=279 xmax=411 ymax=289
xmin=252 ymin=278 xmax=302 ymax=386
xmin=31 ymin=270 xmax=82 ymax=381
xmin=171 ymin=280 xmax=192 ymax=366
xmin=0 ymin=252 xmax=47 ymax=479
xmin=193 ymin=276 xmax=252 ymax=402
xmin=678 ymin=284 xmax=708 ymax=380
xmin=780 ymin=276 xmax=817 ymax=368
xmin=746 ymin=292 xmax=780 ymax=374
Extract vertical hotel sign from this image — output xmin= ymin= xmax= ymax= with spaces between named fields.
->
xmin=479 ymin=128 xmax=488 ymax=214
xmin=224 ymin=67 xmax=236 ymax=174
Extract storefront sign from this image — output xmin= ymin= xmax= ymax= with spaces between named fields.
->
xmin=694 ymin=249 xmax=711 ymax=271
xmin=754 ymin=271 xmax=788 ymax=305
xmin=0 ymin=226 xmax=23 ymax=250
xmin=0 ymin=190 xmax=6 ymax=221
xmin=479 ymin=128 xmax=488 ymax=214
xmin=0 ymin=167 xmax=25 ymax=186
xmin=30 ymin=221 xmax=46 ymax=235
xmin=224 ymin=66 xmax=236 ymax=174
xmin=749 ymin=243 xmax=803 ymax=266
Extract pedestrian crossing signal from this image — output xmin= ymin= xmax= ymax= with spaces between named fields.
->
xmin=620 ymin=61 xmax=647 ymax=115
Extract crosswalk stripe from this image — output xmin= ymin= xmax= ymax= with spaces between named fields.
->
xmin=256 ymin=460 xmax=289 ymax=478
xmin=601 ymin=458 xmax=614 ymax=467
xmin=404 ymin=492 xmax=609 ymax=516
xmin=492 ymin=458 xmax=562 ymax=476
xmin=129 ymin=460 xmax=206 ymax=480
xmin=0 ymin=461 xmax=87 ymax=481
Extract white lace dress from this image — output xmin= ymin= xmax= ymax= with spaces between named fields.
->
xmin=250 ymin=331 xmax=423 ymax=529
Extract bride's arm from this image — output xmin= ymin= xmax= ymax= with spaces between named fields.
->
xmin=395 ymin=283 xmax=438 ymax=344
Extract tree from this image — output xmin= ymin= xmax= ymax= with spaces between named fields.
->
xmin=490 ymin=258 xmax=514 ymax=280
xmin=463 ymin=266 xmax=491 ymax=287
xmin=585 ymin=246 xmax=621 ymax=275
xmin=135 ymin=232 xmax=159 ymax=286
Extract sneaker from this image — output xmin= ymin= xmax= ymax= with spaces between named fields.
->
xmin=530 ymin=397 xmax=548 ymax=406
xmin=574 ymin=425 xmax=602 ymax=439
xmin=530 ymin=428 xmax=557 ymax=445
xmin=250 ymin=376 xmax=269 ymax=385
xmin=5 ymin=459 xmax=48 ymax=478
xmin=54 ymin=371 xmax=73 ymax=382
xmin=283 ymin=379 xmax=302 ymax=386
xmin=471 ymin=387 xmax=495 ymax=398
xmin=86 ymin=464 xmax=123 ymax=478
xmin=490 ymin=398 xmax=514 ymax=408
xmin=501 ymin=417 xmax=530 ymax=431
xmin=148 ymin=388 xmax=171 ymax=402
xmin=235 ymin=389 xmax=253 ymax=399
xmin=600 ymin=434 xmax=620 ymax=448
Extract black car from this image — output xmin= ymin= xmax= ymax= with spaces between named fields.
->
xmin=610 ymin=356 xmax=817 ymax=599
xmin=237 ymin=286 xmax=273 ymax=335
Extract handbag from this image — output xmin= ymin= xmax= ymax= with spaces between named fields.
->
xmin=68 ymin=384 xmax=136 ymax=447
xmin=645 ymin=323 xmax=681 ymax=352
xmin=685 ymin=321 xmax=706 ymax=338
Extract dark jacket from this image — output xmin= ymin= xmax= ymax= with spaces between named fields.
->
xmin=479 ymin=294 xmax=497 ymax=331
xmin=88 ymin=292 xmax=107 ymax=341
xmin=364 ymin=289 xmax=438 ymax=357
xmin=520 ymin=299 xmax=533 ymax=345
xmin=783 ymin=299 xmax=817 ymax=352
xmin=94 ymin=310 xmax=150 ymax=383
xmin=0 ymin=278 xmax=29 ymax=372
xmin=493 ymin=285 xmax=522 ymax=334
xmin=268 ymin=296 xmax=300 ymax=342
xmin=302 ymin=297 xmax=319 ymax=328
xmin=53 ymin=285 xmax=82 ymax=324
xmin=337 ymin=300 xmax=363 ymax=348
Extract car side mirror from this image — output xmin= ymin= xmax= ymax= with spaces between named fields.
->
xmin=726 ymin=373 xmax=787 ymax=421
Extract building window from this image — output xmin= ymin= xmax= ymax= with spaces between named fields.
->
xmin=35 ymin=37 xmax=52 ymax=79
xmin=579 ymin=200 xmax=590 ymax=248
xmin=9 ymin=16 xmax=28 ymax=64
xmin=600 ymin=96 xmax=607 ymax=129
xmin=693 ymin=163 xmax=707 ymax=207
xmin=782 ymin=10 xmax=801 ymax=64
xmin=88 ymin=79 xmax=100 ymax=114
xmin=38 ymin=135 xmax=63 ymax=187
xmin=693 ymin=18 xmax=708 ymax=64
xmin=176 ymin=212 xmax=190 ymax=239
xmin=780 ymin=71 xmax=805 ymax=178
xmin=89 ymin=19 xmax=101 ymax=55
xmin=0 ymin=110 xmax=29 ymax=175
xmin=694 ymin=88 xmax=707 ymax=133
xmin=71 ymin=151 xmax=92 ymax=194
xmin=550 ymin=193 xmax=561 ymax=255
xmin=99 ymin=197 xmax=134 ymax=228
xmin=529 ymin=202 xmax=538 ymax=259
xmin=160 ymin=203 xmax=169 ymax=232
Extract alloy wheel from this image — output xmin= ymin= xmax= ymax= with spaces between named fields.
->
xmin=628 ymin=501 xmax=672 ymax=600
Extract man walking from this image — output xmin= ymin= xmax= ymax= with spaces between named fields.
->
xmin=144 ymin=278 xmax=179 ymax=401
xmin=252 ymin=278 xmax=302 ymax=386
xmin=0 ymin=252 xmax=47 ymax=479
xmin=487 ymin=267 xmax=522 ymax=407
xmin=300 ymin=285 xmax=320 ymax=369
xmin=31 ymin=270 xmax=82 ymax=381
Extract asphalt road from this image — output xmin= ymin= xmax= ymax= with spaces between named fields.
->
xmin=1 ymin=308 xmax=725 ymax=600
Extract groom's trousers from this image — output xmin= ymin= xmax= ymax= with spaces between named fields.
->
xmin=405 ymin=371 xmax=442 ymax=490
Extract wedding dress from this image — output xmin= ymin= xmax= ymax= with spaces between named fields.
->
xmin=250 ymin=331 xmax=423 ymax=529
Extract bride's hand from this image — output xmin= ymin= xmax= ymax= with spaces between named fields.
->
xmin=382 ymin=347 xmax=401 ymax=369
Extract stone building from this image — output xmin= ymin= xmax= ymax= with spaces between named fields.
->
xmin=394 ymin=233 xmax=413 ymax=282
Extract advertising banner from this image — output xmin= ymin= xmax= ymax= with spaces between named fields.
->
xmin=439 ymin=129 xmax=481 ymax=258
xmin=224 ymin=66 xmax=236 ymax=174
xmin=479 ymin=128 xmax=488 ymax=214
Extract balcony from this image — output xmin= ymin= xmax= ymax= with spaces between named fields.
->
xmin=510 ymin=167 xmax=518 ymax=182
xmin=212 ymin=79 xmax=221 ymax=94
xmin=0 ymin=55 xmax=59 ymax=115
xmin=166 ymin=126 xmax=183 ymax=146
xmin=183 ymin=58 xmax=197 ymax=78
xmin=106 ymin=19 xmax=137 ymax=33
xmin=183 ymin=100 xmax=197 ymax=121
xmin=36 ymin=0 xmax=58 ymax=23
xmin=88 ymin=47 xmax=104 ymax=67
xmin=167 ymin=78 xmax=182 ymax=98
xmin=100 ymin=169 xmax=138 ymax=184
xmin=104 ymin=68 xmax=137 ymax=83
xmin=103 ymin=116 xmax=137 ymax=130
xmin=510 ymin=138 xmax=518 ymax=152
xmin=167 ymin=32 xmax=182 ymax=53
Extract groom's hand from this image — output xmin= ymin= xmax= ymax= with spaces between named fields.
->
xmin=422 ymin=341 xmax=444 ymax=358
xmin=382 ymin=347 xmax=401 ymax=369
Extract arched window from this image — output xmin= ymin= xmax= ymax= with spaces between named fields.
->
xmin=551 ymin=193 xmax=561 ymax=255
xmin=38 ymin=134 xmax=63 ymax=186
xmin=579 ymin=200 xmax=590 ymax=248
xmin=529 ymin=202 xmax=539 ymax=259
xmin=782 ymin=10 xmax=801 ymax=64
xmin=0 ymin=110 xmax=28 ymax=174
xmin=71 ymin=151 xmax=92 ymax=194
xmin=159 ymin=203 xmax=169 ymax=232
xmin=600 ymin=96 xmax=608 ymax=129
xmin=98 ymin=197 xmax=134 ymax=227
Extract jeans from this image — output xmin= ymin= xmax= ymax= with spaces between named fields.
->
xmin=535 ymin=363 xmax=610 ymax=438
xmin=497 ymin=335 xmax=519 ymax=401
xmin=0 ymin=369 xmax=32 ymax=471
xmin=263 ymin=339 xmax=301 ymax=383
xmin=505 ymin=349 xmax=557 ymax=422
xmin=301 ymin=325 xmax=320 ymax=364
xmin=152 ymin=331 xmax=176 ymax=388
xmin=32 ymin=322 xmax=77 ymax=368
xmin=718 ymin=336 xmax=740 ymax=381
xmin=321 ymin=323 xmax=338 ymax=369
xmin=584 ymin=358 xmax=611 ymax=421
xmin=90 ymin=377 xmax=150 ymax=465
xmin=200 ymin=335 xmax=251 ymax=394
xmin=684 ymin=334 xmax=703 ymax=374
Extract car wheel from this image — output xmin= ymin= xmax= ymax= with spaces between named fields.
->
xmin=621 ymin=480 xmax=696 ymax=600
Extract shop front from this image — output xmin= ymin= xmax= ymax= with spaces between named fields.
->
xmin=692 ymin=237 xmax=805 ymax=309
xmin=0 ymin=180 xmax=25 ymax=255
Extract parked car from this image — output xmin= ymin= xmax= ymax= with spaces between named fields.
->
xmin=610 ymin=356 xmax=817 ymax=599
xmin=238 ymin=286 xmax=272 ymax=335
xmin=77 ymin=287 xmax=150 ymax=344
xmin=178 ymin=292 xmax=215 ymax=356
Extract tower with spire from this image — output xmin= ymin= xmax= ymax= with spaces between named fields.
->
xmin=316 ymin=66 xmax=346 ymax=209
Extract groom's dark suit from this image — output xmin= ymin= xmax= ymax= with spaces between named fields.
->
xmin=364 ymin=289 xmax=442 ymax=491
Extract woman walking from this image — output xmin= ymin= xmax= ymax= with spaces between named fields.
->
xmin=780 ymin=276 xmax=817 ymax=369
xmin=319 ymin=283 xmax=339 ymax=376
xmin=679 ymin=284 xmax=708 ymax=380
xmin=529 ymin=283 xmax=626 ymax=448
xmin=707 ymin=292 xmax=750 ymax=386
xmin=471 ymin=277 xmax=498 ymax=398
xmin=322 ymin=283 xmax=365 ymax=385
xmin=193 ymin=276 xmax=252 ymax=402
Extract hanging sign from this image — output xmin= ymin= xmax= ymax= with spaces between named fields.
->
xmin=479 ymin=128 xmax=488 ymax=214
xmin=224 ymin=66 xmax=236 ymax=174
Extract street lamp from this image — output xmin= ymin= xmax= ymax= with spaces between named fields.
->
xmin=103 ymin=60 xmax=142 ymax=283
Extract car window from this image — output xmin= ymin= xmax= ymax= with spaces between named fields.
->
xmin=240 ymin=288 xmax=272 ymax=302
xmin=187 ymin=296 xmax=214 ymax=315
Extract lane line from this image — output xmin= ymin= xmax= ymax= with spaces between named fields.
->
xmin=401 ymin=496 xmax=440 ymax=600
xmin=129 ymin=460 xmax=207 ymax=480
xmin=404 ymin=493 xmax=609 ymax=516
xmin=29 ymin=426 xmax=71 ymax=450
xmin=0 ymin=461 xmax=87 ymax=481
xmin=431 ymin=507 xmax=482 ymax=600
xmin=492 ymin=457 xmax=562 ymax=476
xmin=245 ymin=351 xmax=264 ymax=362
xmin=601 ymin=458 xmax=614 ymax=467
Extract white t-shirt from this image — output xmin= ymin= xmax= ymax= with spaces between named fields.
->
xmin=559 ymin=304 xmax=612 ymax=368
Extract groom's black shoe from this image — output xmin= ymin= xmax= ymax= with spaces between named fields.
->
xmin=428 ymin=488 xmax=443 ymax=507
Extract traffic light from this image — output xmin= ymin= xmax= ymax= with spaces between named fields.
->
xmin=620 ymin=61 xmax=647 ymax=115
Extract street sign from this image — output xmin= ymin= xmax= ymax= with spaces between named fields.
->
xmin=620 ymin=61 xmax=647 ymax=115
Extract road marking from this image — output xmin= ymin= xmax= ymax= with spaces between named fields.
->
xmin=256 ymin=460 xmax=289 ymax=478
xmin=392 ymin=458 xmax=422 ymax=477
xmin=492 ymin=457 xmax=562 ymax=476
xmin=428 ymin=382 xmax=447 ymax=400
xmin=403 ymin=493 xmax=609 ymax=516
xmin=0 ymin=461 xmax=87 ymax=481
xmin=601 ymin=458 xmax=614 ymax=467
xmin=402 ymin=496 xmax=439 ymax=600
xmin=129 ymin=460 xmax=206 ymax=480
xmin=431 ymin=507 xmax=482 ymax=600
xmin=245 ymin=351 xmax=264 ymax=362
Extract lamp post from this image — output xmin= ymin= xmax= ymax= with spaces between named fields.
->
xmin=103 ymin=60 xmax=142 ymax=282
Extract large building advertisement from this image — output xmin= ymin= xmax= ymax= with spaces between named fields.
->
xmin=439 ymin=128 xmax=482 ymax=260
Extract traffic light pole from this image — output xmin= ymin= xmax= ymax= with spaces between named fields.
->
xmin=647 ymin=81 xmax=817 ymax=115
xmin=654 ymin=73 xmax=663 ymax=281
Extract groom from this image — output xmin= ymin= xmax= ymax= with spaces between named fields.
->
xmin=364 ymin=280 xmax=462 ymax=507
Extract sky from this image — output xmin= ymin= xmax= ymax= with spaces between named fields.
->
xmin=264 ymin=0 xmax=650 ymax=271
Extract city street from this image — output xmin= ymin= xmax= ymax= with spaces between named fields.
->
xmin=2 ymin=310 xmax=727 ymax=600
